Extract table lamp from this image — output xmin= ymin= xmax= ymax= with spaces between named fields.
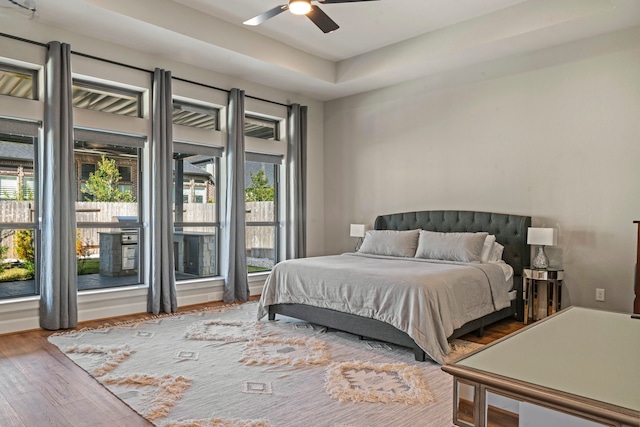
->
xmin=527 ymin=227 xmax=556 ymax=269
xmin=350 ymin=224 xmax=365 ymax=252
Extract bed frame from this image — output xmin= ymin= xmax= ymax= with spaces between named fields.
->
xmin=268 ymin=210 xmax=531 ymax=362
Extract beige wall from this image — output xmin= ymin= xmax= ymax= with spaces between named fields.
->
xmin=324 ymin=27 xmax=640 ymax=313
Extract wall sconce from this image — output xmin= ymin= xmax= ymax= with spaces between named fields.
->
xmin=527 ymin=227 xmax=557 ymax=269
xmin=350 ymin=224 xmax=365 ymax=252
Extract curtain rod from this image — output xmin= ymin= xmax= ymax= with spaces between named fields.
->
xmin=0 ymin=32 xmax=46 ymax=47
xmin=0 ymin=32 xmax=292 ymax=108
xmin=171 ymin=76 xmax=289 ymax=108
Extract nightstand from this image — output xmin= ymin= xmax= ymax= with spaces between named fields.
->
xmin=523 ymin=267 xmax=564 ymax=324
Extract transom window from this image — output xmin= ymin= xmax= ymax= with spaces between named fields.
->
xmin=245 ymin=115 xmax=279 ymax=141
xmin=173 ymin=101 xmax=219 ymax=130
xmin=72 ymin=80 xmax=142 ymax=117
xmin=0 ymin=63 xmax=37 ymax=100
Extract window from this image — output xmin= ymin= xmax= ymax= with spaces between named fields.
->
xmin=0 ymin=176 xmax=18 ymax=200
xmin=72 ymin=80 xmax=142 ymax=118
xmin=23 ymin=177 xmax=34 ymax=199
xmin=0 ymin=63 xmax=37 ymax=100
xmin=245 ymin=115 xmax=279 ymax=140
xmin=245 ymin=153 xmax=282 ymax=272
xmin=0 ymin=129 xmax=38 ymax=299
xmin=173 ymin=142 xmax=221 ymax=280
xmin=173 ymin=101 xmax=219 ymax=130
xmin=81 ymin=163 xmax=95 ymax=180
xmin=118 ymin=184 xmax=132 ymax=194
xmin=118 ymin=166 xmax=132 ymax=182
xmin=74 ymin=130 xmax=145 ymax=290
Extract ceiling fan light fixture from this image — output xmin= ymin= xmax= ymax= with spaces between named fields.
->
xmin=289 ymin=0 xmax=312 ymax=15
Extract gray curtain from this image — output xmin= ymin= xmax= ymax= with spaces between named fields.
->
xmin=286 ymin=104 xmax=307 ymax=259
xmin=221 ymin=88 xmax=249 ymax=303
xmin=39 ymin=41 xmax=77 ymax=330
xmin=147 ymin=68 xmax=177 ymax=314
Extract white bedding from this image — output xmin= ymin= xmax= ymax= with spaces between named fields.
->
xmin=257 ymin=253 xmax=512 ymax=364
xmin=491 ymin=260 xmax=514 ymax=284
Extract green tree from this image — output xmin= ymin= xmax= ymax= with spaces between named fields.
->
xmin=82 ymin=155 xmax=135 ymax=202
xmin=5 ymin=182 xmax=34 ymax=276
xmin=244 ymin=169 xmax=274 ymax=202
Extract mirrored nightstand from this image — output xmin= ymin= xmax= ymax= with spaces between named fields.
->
xmin=523 ymin=267 xmax=564 ymax=324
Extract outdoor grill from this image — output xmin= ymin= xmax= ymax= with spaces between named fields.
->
xmin=115 ymin=216 xmax=138 ymax=271
xmin=98 ymin=216 xmax=139 ymax=276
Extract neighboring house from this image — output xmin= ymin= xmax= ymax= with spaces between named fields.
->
xmin=0 ymin=140 xmax=34 ymax=200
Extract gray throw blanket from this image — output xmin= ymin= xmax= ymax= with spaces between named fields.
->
xmin=257 ymin=253 xmax=511 ymax=364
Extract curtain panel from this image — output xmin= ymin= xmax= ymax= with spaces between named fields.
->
xmin=221 ymin=88 xmax=249 ymax=303
xmin=147 ymin=68 xmax=178 ymax=314
xmin=286 ymin=104 xmax=307 ymax=260
xmin=39 ymin=41 xmax=78 ymax=330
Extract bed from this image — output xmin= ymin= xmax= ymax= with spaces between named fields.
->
xmin=257 ymin=210 xmax=531 ymax=363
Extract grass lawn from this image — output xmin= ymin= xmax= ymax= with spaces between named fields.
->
xmin=0 ymin=258 xmax=100 ymax=282
xmin=78 ymin=258 xmax=100 ymax=275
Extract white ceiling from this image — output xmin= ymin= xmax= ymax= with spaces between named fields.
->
xmin=9 ymin=0 xmax=640 ymax=101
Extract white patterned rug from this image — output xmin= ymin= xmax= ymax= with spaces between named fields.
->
xmin=48 ymin=302 xmax=481 ymax=427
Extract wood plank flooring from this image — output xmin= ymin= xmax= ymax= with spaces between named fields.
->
xmin=0 ymin=301 xmax=523 ymax=427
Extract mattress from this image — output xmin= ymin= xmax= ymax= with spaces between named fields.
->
xmin=258 ymin=253 xmax=512 ymax=363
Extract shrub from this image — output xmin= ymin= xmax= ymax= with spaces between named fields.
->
xmin=14 ymin=229 xmax=35 ymax=263
xmin=0 ymin=245 xmax=8 ymax=274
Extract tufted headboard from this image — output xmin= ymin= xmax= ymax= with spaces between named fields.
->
xmin=374 ymin=210 xmax=531 ymax=277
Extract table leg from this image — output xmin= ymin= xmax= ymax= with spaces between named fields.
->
xmin=557 ymin=282 xmax=562 ymax=312
xmin=532 ymin=281 xmax=539 ymax=322
xmin=548 ymin=280 xmax=554 ymax=317
xmin=524 ymin=278 xmax=531 ymax=325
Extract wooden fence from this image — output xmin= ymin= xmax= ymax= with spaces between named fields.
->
xmin=0 ymin=201 xmax=275 ymax=259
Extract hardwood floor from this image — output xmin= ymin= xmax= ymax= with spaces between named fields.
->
xmin=459 ymin=316 xmax=524 ymax=345
xmin=0 ymin=302 xmax=523 ymax=427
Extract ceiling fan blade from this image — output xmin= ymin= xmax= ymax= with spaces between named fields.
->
xmin=243 ymin=5 xmax=288 ymax=26
xmin=318 ymin=0 xmax=380 ymax=3
xmin=307 ymin=5 xmax=339 ymax=33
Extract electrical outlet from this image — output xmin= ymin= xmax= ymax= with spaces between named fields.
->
xmin=595 ymin=288 xmax=605 ymax=302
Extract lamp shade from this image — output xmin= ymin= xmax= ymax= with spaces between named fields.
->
xmin=527 ymin=227 xmax=556 ymax=246
xmin=350 ymin=224 xmax=365 ymax=238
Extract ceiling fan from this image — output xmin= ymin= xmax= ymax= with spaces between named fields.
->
xmin=243 ymin=0 xmax=379 ymax=34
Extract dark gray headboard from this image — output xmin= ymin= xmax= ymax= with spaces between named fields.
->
xmin=374 ymin=210 xmax=531 ymax=277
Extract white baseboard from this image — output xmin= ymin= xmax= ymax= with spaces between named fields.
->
xmin=0 ymin=275 xmax=267 ymax=335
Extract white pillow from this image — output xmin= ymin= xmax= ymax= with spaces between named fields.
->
xmin=481 ymin=235 xmax=497 ymax=263
xmin=358 ymin=229 xmax=420 ymax=258
xmin=414 ymin=230 xmax=488 ymax=263
xmin=488 ymin=242 xmax=504 ymax=263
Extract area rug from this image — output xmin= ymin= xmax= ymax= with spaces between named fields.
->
xmin=48 ymin=302 xmax=482 ymax=427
